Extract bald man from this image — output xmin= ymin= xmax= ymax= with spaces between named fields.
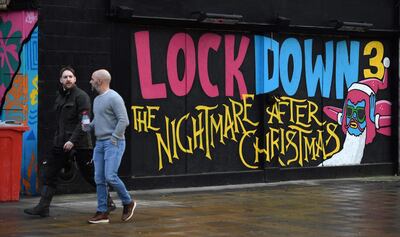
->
xmin=85 ymin=69 xmax=136 ymax=224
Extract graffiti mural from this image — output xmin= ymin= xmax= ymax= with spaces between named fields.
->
xmin=128 ymin=30 xmax=394 ymax=175
xmin=320 ymin=57 xmax=391 ymax=166
xmin=0 ymin=11 xmax=38 ymax=194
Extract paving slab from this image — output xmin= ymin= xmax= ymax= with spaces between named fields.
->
xmin=1 ymin=176 xmax=400 ymax=237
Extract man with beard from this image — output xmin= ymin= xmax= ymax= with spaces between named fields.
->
xmin=24 ymin=66 xmax=115 ymax=217
xmin=85 ymin=69 xmax=136 ymax=224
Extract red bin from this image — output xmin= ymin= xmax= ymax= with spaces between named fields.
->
xmin=0 ymin=125 xmax=29 ymax=202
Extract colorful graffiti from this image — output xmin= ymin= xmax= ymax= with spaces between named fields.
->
xmin=134 ymin=31 xmax=249 ymax=99
xmin=0 ymin=11 xmax=38 ymax=194
xmin=130 ymin=31 xmax=394 ymax=173
xmin=255 ymin=36 xmax=360 ymax=99
xmin=132 ymin=94 xmax=260 ymax=169
xmin=320 ymin=57 xmax=391 ymax=166
xmin=132 ymin=95 xmax=342 ymax=170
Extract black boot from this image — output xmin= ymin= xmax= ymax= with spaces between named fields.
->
xmin=107 ymin=193 xmax=116 ymax=213
xmin=24 ymin=186 xmax=56 ymax=217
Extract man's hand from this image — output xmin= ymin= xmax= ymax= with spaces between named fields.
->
xmin=82 ymin=123 xmax=91 ymax=132
xmin=110 ymin=136 xmax=118 ymax=146
xmin=63 ymin=141 xmax=74 ymax=151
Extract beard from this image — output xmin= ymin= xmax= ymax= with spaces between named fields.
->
xmin=91 ymin=84 xmax=100 ymax=93
xmin=63 ymin=83 xmax=74 ymax=90
xmin=319 ymin=130 xmax=366 ymax=166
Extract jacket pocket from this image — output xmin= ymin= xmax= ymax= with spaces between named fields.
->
xmin=63 ymin=102 xmax=74 ymax=110
xmin=63 ymin=102 xmax=77 ymax=121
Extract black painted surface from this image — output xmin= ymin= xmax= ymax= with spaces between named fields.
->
xmin=36 ymin=0 xmax=399 ymax=193
xmin=110 ymin=0 xmax=396 ymax=30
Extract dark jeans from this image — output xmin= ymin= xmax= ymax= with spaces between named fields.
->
xmin=75 ymin=149 xmax=96 ymax=187
xmin=42 ymin=147 xmax=95 ymax=189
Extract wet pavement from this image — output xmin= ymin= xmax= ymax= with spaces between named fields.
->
xmin=1 ymin=176 xmax=400 ymax=237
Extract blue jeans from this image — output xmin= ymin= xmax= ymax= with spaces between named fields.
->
xmin=93 ymin=139 xmax=132 ymax=213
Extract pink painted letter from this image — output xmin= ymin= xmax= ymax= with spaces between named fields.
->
xmin=167 ymin=33 xmax=196 ymax=96
xmin=225 ymin=35 xmax=249 ymax=97
xmin=134 ymin=31 xmax=167 ymax=99
xmin=198 ymin=33 xmax=221 ymax=97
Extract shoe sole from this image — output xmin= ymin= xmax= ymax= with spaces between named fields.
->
xmin=88 ymin=219 xmax=110 ymax=224
xmin=23 ymin=209 xmax=49 ymax=217
xmin=122 ymin=201 xmax=137 ymax=222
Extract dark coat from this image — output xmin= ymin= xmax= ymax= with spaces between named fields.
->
xmin=53 ymin=85 xmax=92 ymax=149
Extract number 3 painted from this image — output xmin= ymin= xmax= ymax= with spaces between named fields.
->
xmin=363 ymin=41 xmax=384 ymax=79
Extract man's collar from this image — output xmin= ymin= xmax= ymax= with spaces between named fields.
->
xmin=59 ymin=84 xmax=77 ymax=95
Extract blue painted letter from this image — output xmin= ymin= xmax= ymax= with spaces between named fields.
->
xmin=335 ymin=41 xmax=360 ymax=99
xmin=280 ymin=38 xmax=302 ymax=96
xmin=304 ymin=39 xmax=334 ymax=98
xmin=255 ymin=35 xmax=279 ymax=94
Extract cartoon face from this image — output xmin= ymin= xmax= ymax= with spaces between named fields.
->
xmin=345 ymin=100 xmax=367 ymax=136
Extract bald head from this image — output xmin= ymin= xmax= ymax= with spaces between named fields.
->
xmin=90 ymin=69 xmax=112 ymax=94
xmin=92 ymin=69 xmax=111 ymax=84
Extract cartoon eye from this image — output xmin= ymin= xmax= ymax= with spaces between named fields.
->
xmin=357 ymin=109 xmax=366 ymax=122
xmin=346 ymin=107 xmax=353 ymax=118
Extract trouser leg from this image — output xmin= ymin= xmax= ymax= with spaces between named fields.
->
xmin=23 ymin=185 xmax=56 ymax=217
xmin=93 ymin=141 xmax=108 ymax=213
xmin=103 ymin=140 xmax=132 ymax=205
xmin=75 ymin=149 xmax=96 ymax=187
xmin=76 ymin=148 xmax=116 ymax=212
xmin=24 ymin=147 xmax=66 ymax=217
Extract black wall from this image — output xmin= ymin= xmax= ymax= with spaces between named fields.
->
xmin=38 ymin=0 xmax=113 ymax=192
xmin=37 ymin=0 xmax=399 ymax=193
xmin=111 ymin=0 xmax=396 ymax=30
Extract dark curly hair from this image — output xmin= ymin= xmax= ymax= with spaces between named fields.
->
xmin=59 ymin=66 xmax=76 ymax=77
